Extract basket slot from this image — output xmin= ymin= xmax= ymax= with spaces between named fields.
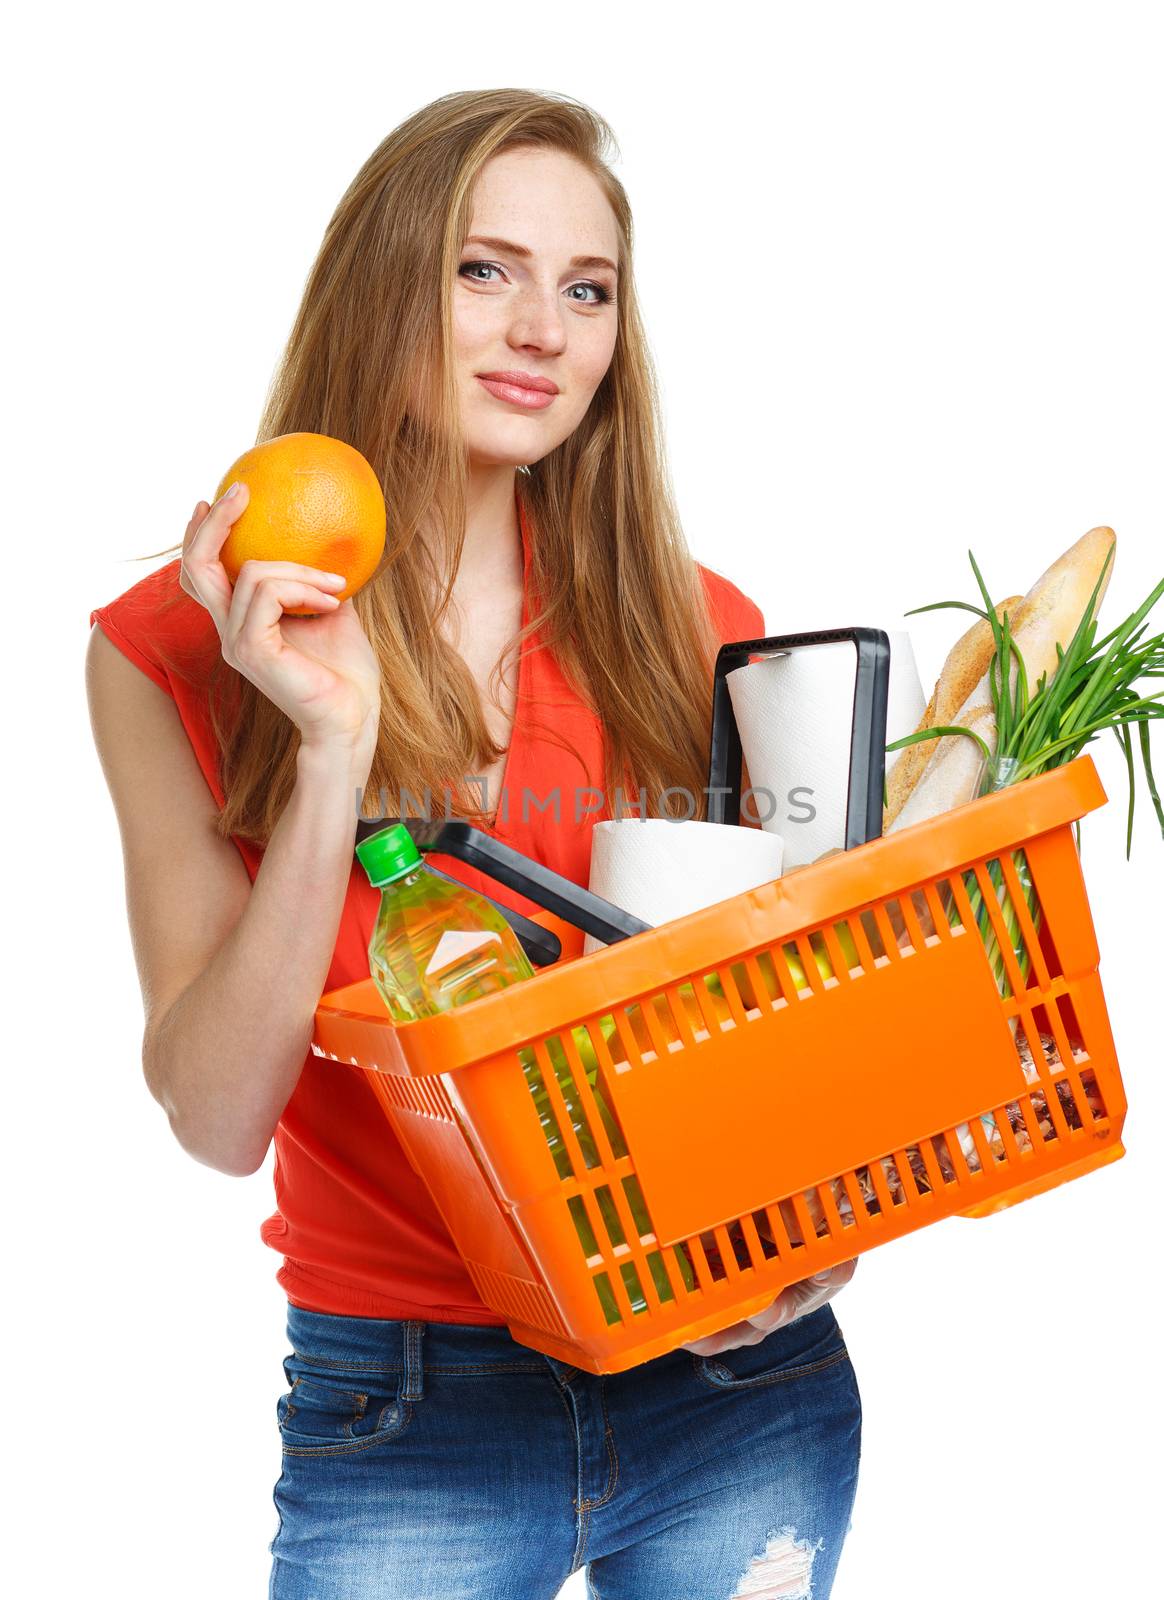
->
xmin=684 ymin=1231 xmax=718 ymax=1291
xmin=869 ymin=901 xmax=905 ymax=961
xmin=1037 ymin=994 xmax=1094 ymax=1128
xmin=808 ymin=932 xmax=836 ymax=985
xmin=693 ymin=1226 xmax=728 ymax=1284
xmin=839 ymin=1169 xmax=871 ymax=1223
xmin=711 ymin=1221 xmax=745 ymax=1281
xmin=729 ymin=959 xmax=766 ymax=1018
xmin=882 ymin=1155 xmax=909 ymax=1207
xmin=998 ymin=849 xmax=1055 ymax=990
xmin=911 ymin=1137 xmax=943 ymax=1193
xmin=689 ymin=973 xmax=727 ymax=1037
xmin=986 ymin=1099 xmax=1022 ymax=1165
xmin=657 ymin=987 xmax=698 ymax=1053
xmin=757 ymin=1201 xmax=797 ymax=1259
xmin=999 ymin=1100 xmax=1033 ymax=1157
xmin=611 ymin=1002 xmax=654 ymax=1067
xmin=744 ymin=951 xmax=781 ymax=1012
xmin=618 ymin=1259 xmax=650 ymax=1316
xmin=749 ymin=1209 xmax=781 ymax=1260
xmin=528 ymin=1033 xmax=603 ymax=1176
xmin=817 ymin=926 xmax=851 ymax=983
xmin=1016 ymin=1092 xmax=1049 ymax=1155
xmin=816 ymin=1178 xmax=847 ymax=1236
xmin=574 ymin=1173 xmax=698 ymax=1317
xmin=567 ymin=1193 xmax=602 ymax=1263
xmin=767 ymin=946 xmax=803 ymax=1006
xmin=856 ymin=908 xmax=889 ymax=964
xmin=793 ymin=1190 xmax=829 ymax=1242
xmin=965 ymin=1116 xmax=998 ymax=1172
xmin=593 ymin=1183 xmax=628 ymax=1250
xmin=517 ymin=1046 xmax=571 ymax=1178
xmin=944 ymin=1122 xmax=978 ymax=1185
xmin=844 ymin=912 xmax=875 ymax=972
xmin=533 ymin=1037 xmax=591 ymax=1175
xmin=776 ymin=937 xmax=817 ymax=997
xmin=735 ymin=1210 xmax=767 ymax=1265
xmin=598 ymin=1179 xmax=670 ymax=1314
xmin=825 ymin=1176 xmax=858 ymax=1229
xmin=597 ymin=1241 xmax=646 ymax=1323
xmin=1078 ymin=1067 xmax=1107 ymax=1125
xmin=909 ymin=888 xmax=940 ymax=945
xmin=865 ymin=1159 xmax=895 ymax=1214
xmin=921 ymin=881 xmax=957 ymax=939
xmin=1036 ymin=1074 xmax=1073 ymax=1145
xmin=712 ymin=967 xmax=751 ymax=1029
xmin=964 ymin=859 xmax=1031 ymax=1001
xmin=944 ymin=869 xmax=980 ymax=940
xmin=894 ymin=893 xmax=927 ymax=954
xmin=891 ymin=1148 xmax=923 ymax=1204
xmin=592 ymin=1271 xmax=621 ymax=1326
xmin=928 ymin=1132 xmax=959 ymax=1186
xmin=936 ymin=880 xmax=964 ymax=932
xmin=561 ymin=1025 xmax=626 ymax=1169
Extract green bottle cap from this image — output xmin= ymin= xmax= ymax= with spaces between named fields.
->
xmin=355 ymin=823 xmax=423 ymax=887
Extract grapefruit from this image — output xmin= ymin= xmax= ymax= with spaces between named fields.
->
xmin=214 ymin=432 xmax=387 ymax=615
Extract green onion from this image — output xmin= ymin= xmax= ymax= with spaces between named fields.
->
xmin=883 ymin=550 xmax=1164 ymax=992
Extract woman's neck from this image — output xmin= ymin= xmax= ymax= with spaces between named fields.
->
xmin=455 ymin=463 xmax=522 ymax=584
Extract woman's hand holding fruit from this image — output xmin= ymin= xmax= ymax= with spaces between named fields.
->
xmin=181 ymin=482 xmax=381 ymax=759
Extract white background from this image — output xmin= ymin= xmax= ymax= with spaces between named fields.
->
xmin=8 ymin=2 xmax=1161 ymax=1595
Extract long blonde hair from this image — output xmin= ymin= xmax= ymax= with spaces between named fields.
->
xmin=139 ymin=88 xmax=727 ymax=846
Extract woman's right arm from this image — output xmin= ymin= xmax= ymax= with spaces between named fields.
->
xmin=86 ymin=481 xmax=382 ymax=1176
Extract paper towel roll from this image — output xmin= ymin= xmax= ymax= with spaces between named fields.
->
xmin=726 ymin=629 xmax=925 ymax=871
xmin=582 ymin=819 xmax=785 ymax=955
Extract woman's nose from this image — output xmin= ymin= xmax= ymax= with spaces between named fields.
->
xmin=507 ymin=287 xmax=568 ymax=354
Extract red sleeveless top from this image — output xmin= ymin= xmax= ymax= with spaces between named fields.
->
xmin=90 ymin=492 xmax=764 ymax=1322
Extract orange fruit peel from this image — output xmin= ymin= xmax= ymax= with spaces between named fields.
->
xmin=214 ymin=431 xmax=387 ymax=615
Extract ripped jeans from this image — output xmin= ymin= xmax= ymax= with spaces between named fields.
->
xmin=269 ymin=1300 xmax=862 ymax=1599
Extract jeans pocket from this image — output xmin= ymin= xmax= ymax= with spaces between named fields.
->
xmin=276 ymin=1367 xmax=413 ymax=1457
xmin=691 ymin=1304 xmax=851 ymax=1391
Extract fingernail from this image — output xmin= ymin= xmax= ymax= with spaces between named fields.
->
xmin=224 ymin=481 xmax=241 ymax=499
xmin=324 ymin=572 xmax=346 ymax=586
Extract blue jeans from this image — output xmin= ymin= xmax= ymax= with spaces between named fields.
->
xmin=269 ymin=1301 xmax=862 ymax=1598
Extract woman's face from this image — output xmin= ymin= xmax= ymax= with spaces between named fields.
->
xmin=452 ymin=146 xmax=620 ymax=467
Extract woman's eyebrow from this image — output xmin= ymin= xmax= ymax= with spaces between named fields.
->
xmin=464 ymin=234 xmax=619 ymax=276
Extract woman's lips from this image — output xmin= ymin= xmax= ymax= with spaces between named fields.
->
xmin=476 ymin=375 xmax=558 ymax=410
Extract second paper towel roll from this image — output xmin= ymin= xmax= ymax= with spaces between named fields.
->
xmin=582 ymin=819 xmax=785 ymax=956
xmin=726 ymin=629 xmax=925 ymax=871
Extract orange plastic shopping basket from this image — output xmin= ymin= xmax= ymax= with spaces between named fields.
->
xmin=313 ymin=628 xmax=1127 ymax=1374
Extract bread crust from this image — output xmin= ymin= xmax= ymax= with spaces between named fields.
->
xmin=883 ymin=527 xmax=1116 ymax=834
xmin=884 ymin=595 xmax=1024 ymax=827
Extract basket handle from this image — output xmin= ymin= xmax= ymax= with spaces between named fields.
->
xmin=706 ymin=626 xmax=891 ymax=846
xmin=353 ymin=816 xmax=652 ymax=962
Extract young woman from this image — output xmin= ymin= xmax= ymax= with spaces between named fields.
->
xmin=86 ymin=89 xmax=861 ymax=1600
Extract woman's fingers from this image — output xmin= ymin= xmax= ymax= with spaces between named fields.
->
xmin=223 ymin=576 xmax=341 ymax=668
xmin=180 ymin=482 xmax=249 ymax=634
xmin=681 ymin=1257 xmax=859 ymax=1354
xmin=227 ymin=558 xmax=347 ymax=618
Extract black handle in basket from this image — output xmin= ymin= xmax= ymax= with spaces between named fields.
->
xmin=707 ymin=627 xmax=891 ymax=846
xmin=353 ymin=816 xmax=651 ymax=967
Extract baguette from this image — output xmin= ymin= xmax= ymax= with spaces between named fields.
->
xmin=884 ymin=595 xmax=1025 ymax=828
xmin=885 ymin=526 xmax=1116 ymax=836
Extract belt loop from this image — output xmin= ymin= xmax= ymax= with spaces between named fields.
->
xmin=402 ymin=1320 xmax=426 ymax=1402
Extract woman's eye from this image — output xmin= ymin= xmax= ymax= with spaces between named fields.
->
xmin=459 ymin=261 xmax=504 ymax=285
xmin=458 ymin=261 xmax=612 ymax=305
